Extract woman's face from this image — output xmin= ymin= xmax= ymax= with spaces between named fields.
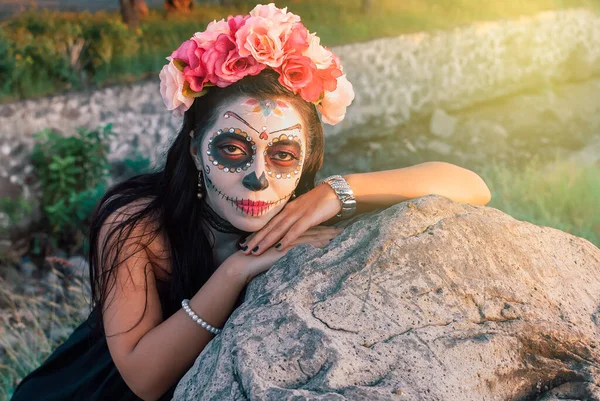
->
xmin=190 ymin=96 xmax=307 ymax=232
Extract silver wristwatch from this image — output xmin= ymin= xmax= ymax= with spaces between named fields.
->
xmin=316 ymin=175 xmax=357 ymax=218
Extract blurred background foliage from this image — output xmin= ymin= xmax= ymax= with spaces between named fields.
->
xmin=1 ymin=0 xmax=600 ymax=103
xmin=30 ymin=125 xmax=114 ymax=249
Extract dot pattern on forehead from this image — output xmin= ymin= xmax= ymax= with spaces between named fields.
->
xmin=264 ymin=133 xmax=304 ymax=180
xmin=207 ymin=128 xmax=256 ymax=173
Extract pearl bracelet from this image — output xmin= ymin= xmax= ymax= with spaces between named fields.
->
xmin=181 ymin=299 xmax=222 ymax=335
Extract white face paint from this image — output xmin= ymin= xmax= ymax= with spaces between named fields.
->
xmin=190 ymin=96 xmax=307 ymax=233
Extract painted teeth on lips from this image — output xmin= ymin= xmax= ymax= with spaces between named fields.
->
xmin=235 ymin=199 xmax=272 ymax=214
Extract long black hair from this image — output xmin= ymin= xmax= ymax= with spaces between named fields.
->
xmin=86 ymin=69 xmax=325 ymax=338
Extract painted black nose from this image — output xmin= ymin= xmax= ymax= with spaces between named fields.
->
xmin=242 ymin=171 xmax=269 ymax=191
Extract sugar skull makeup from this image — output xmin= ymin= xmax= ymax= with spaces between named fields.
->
xmin=207 ymin=127 xmax=256 ymax=173
xmin=190 ymin=96 xmax=307 ymax=232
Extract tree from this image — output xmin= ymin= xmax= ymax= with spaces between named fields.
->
xmin=120 ymin=0 xmax=149 ymax=30
xmin=165 ymin=0 xmax=193 ymax=13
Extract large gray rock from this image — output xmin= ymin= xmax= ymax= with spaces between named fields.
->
xmin=173 ymin=195 xmax=600 ymax=400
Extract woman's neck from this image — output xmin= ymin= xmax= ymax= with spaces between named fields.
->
xmin=206 ymin=225 xmax=244 ymax=267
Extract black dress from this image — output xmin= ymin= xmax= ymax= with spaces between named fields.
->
xmin=11 ymin=280 xmax=247 ymax=401
xmin=11 ymin=310 xmax=177 ymax=401
xmin=10 ymin=280 xmax=179 ymax=401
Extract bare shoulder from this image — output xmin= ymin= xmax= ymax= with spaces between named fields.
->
xmin=98 ymin=197 xmax=171 ymax=278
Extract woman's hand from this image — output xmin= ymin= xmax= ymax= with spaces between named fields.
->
xmin=232 ymin=225 xmax=343 ymax=283
xmin=240 ymin=184 xmax=342 ymax=256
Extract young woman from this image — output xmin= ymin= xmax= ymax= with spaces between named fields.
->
xmin=10 ymin=4 xmax=491 ymax=401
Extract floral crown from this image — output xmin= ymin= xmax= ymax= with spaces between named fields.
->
xmin=159 ymin=3 xmax=354 ymax=125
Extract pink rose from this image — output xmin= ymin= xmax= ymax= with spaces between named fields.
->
xmin=235 ymin=16 xmax=292 ymax=68
xmin=284 ymin=23 xmax=310 ymax=55
xmin=180 ymin=44 xmax=209 ymax=92
xmin=202 ymin=34 xmax=234 ymax=87
xmin=186 ymin=16 xmax=245 ymax=91
xmin=170 ymin=39 xmax=201 ymax=70
xmin=219 ymin=50 xmax=265 ymax=86
xmin=227 ymin=14 xmax=248 ymax=34
xmin=159 ymin=59 xmax=194 ymax=117
xmin=317 ymin=74 xmax=355 ymax=125
xmin=314 ymin=54 xmax=342 ymax=93
xmin=276 ymin=54 xmax=322 ymax=102
xmin=249 ymin=3 xmax=300 ymax=24
xmin=202 ymin=34 xmax=265 ymax=87
xmin=193 ymin=19 xmax=230 ymax=49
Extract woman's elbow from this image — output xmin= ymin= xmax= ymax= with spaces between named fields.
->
xmin=478 ymin=185 xmax=492 ymax=205
xmin=473 ymin=174 xmax=492 ymax=206
xmin=125 ymin=374 xmax=170 ymax=401
xmin=116 ymin=360 xmax=162 ymax=401
xmin=129 ymin=384 xmax=163 ymax=401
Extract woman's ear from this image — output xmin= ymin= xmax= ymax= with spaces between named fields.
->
xmin=189 ymin=130 xmax=203 ymax=171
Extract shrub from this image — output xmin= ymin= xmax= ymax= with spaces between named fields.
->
xmin=0 ymin=28 xmax=15 ymax=96
xmin=31 ymin=124 xmax=115 ymax=249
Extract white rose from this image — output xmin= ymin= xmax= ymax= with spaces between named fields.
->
xmin=159 ymin=58 xmax=194 ymax=117
xmin=302 ymin=33 xmax=333 ymax=69
xmin=317 ymin=74 xmax=355 ymax=125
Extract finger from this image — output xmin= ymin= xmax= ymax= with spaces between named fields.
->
xmin=243 ymin=209 xmax=299 ymax=255
xmin=280 ymin=226 xmax=342 ymax=249
xmin=251 ymin=213 xmax=303 ymax=256
xmin=240 ymin=207 xmax=291 ymax=248
xmin=239 ymin=232 xmax=256 ymax=248
xmin=246 ymin=204 xmax=313 ymax=255
xmin=276 ymin=219 xmax=313 ymax=250
xmin=240 ymin=208 xmax=290 ymax=253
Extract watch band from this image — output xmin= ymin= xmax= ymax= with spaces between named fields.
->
xmin=316 ymin=175 xmax=357 ymax=218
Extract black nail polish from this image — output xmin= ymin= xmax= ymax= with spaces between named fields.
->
xmin=275 ymin=243 xmax=282 ymax=249
xmin=241 ymin=245 xmax=248 ymax=251
xmin=252 ymin=246 xmax=259 ymax=253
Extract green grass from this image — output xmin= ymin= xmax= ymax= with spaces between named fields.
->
xmin=0 ymin=258 xmax=90 ymax=401
xmin=481 ymin=154 xmax=600 ymax=248
xmin=1 ymin=0 xmax=599 ymax=103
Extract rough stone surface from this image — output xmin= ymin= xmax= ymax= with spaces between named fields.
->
xmin=173 ymin=195 xmax=600 ymax=401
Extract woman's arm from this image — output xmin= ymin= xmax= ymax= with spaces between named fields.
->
xmin=100 ymin=207 xmax=248 ymax=401
xmin=345 ymin=161 xmax=492 ymax=211
xmin=99 ymin=206 xmax=338 ymax=400
xmin=240 ymin=161 xmax=491 ymax=255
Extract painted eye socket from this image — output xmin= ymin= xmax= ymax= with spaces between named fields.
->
xmin=264 ymin=136 xmax=303 ymax=179
xmin=219 ymin=144 xmax=247 ymax=156
xmin=207 ymin=129 xmax=256 ymax=173
xmin=271 ymin=151 xmax=298 ymax=162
